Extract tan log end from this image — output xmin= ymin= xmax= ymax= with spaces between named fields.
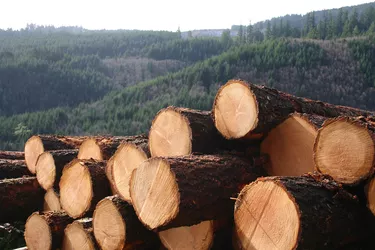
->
xmin=24 ymin=212 xmax=52 ymax=250
xmin=59 ymin=160 xmax=93 ymax=218
xmin=314 ymin=119 xmax=375 ymax=184
xmin=130 ymin=158 xmax=179 ymax=230
xmin=261 ymin=114 xmax=317 ymax=176
xmin=36 ymin=152 xmax=56 ymax=190
xmin=112 ymin=143 xmax=148 ymax=202
xmin=93 ymin=198 xmax=126 ymax=250
xmin=25 ymin=135 xmax=45 ymax=174
xmin=63 ymin=220 xmax=96 ymax=250
xmin=78 ymin=139 xmax=103 ymax=160
xmin=44 ymin=189 xmax=61 ymax=212
xmin=234 ymin=181 xmax=300 ymax=250
xmin=158 ymin=220 xmax=214 ymax=250
xmin=366 ymin=176 xmax=375 ymax=216
xmin=213 ymin=80 xmax=258 ymax=139
xmin=149 ymin=107 xmax=192 ymax=157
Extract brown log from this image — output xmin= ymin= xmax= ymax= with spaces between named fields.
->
xmin=93 ymin=195 xmax=160 ymax=250
xmin=261 ymin=113 xmax=328 ymax=176
xmin=59 ymin=159 xmax=111 ymax=218
xmin=365 ymin=175 xmax=375 ymax=217
xmin=0 ymin=150 xmax=24 ymax=160
xmin=0 ymin=159 xmax=31 ymax=179
xmin=43 ymin=189 xmax=62 ymax=212
xmin=111 ymin=141 xmax=150 ymax=202
xmin=78 ymin=134 xmax=149 ymax=161
xmin=25 ymin=135 xmax=85 ymax=174
xmin=0 ymin=177 xmax=44 ymax=222
xmin=24 ymin=211 xmax=74 ymax=250
xmin=233 ymin=174 xmax=374 ymax=250
xmin=130 ymin=154 xmax=267 ymax=231
xmin=63 ymin=218 xmax=99 ymax=250
xmin=35 ymin=149 xmax=78 ymax=190
xmin=314 ymin=116 xmax=375 ymax=185
xmin=212 ymin=79 xmax=374 ymax=140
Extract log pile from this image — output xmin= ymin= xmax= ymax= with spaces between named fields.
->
xmin=2 ymin=79 xmax=375 ymax=249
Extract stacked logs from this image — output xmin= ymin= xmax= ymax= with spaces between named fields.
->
xmin=1 ymin=79 xmax=375 ymax=249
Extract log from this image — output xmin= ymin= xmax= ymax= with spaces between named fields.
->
xmin=111 ymin=142 xmax=150 ymax=202
xmin=130 ymin=154 xmax=267 ymax=231
xmin=59 ymin=159 xmax=111 ymax=218
xmin=0 ymin=177 xmax=44 ymax=222
xmin=233 ymin=174 xmax=374 ymax=250
xmin=105 ymin=157 xmax=118 ymax=194
xmin=25 ymin=135 xmax=85 ymax=174
xmin=366 ymin=175 xmax=375 ymax=216
xmin=78 ymin=134 xmax=148 ymax=160
xmin=24 ymin=211 xmax=74 ymax=250
xmin=35 ymin=149 xmax=78 ymax=190
xmin=314 ymin=116 xmax=375 ymax=185
xmin=260 ymin=113 xmax=327 ymax=176
xmin=63 ymin=218 xmax=98 ymax=250
xmin=0 ymin=159 xmax=31 ymax=179
xmin=212 ymin=79 xmax=374 ymax=139
xmin=43 ymin=189 xmax=61 ymax=212
xmin=93 ymin=195 xmax=160 ymax=250
xmin=0 ymin=150 xmax=24 ymax=160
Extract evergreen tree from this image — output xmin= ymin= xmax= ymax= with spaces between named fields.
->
xmin=336 ymin=8 xmax=344 ymax=36
xmin=237 ymin=25 xmax=244 ymax=44
xmin=247 ymin=22 xmax=253 ymax=43
xmin=265 ymin=21 xmax=272 ymax=40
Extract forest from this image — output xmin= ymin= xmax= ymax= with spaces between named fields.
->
xmin=1 ymin=2 xmax=375 ymax=150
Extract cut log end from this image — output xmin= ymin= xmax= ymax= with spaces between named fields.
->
xmin=130 ymin=158 xmax=179 ymax=229
xmin=366 ymin=176 xmax=375 ymax=216
xmin=78 ymin=139 xmax=103 ymax=160
xmin=63 ymin=221 xmax=96 ymax=250
xmin=213 ymin=80 xmax=258 ymax=139
xmin=158 ymin=221 xmax=214 ymax=250
xmin=93 ymin=198 xmax=125 ymax=250
xmin=234 ymin=181 xmax=300 ymax=250
xmin=261 ymin=114 xmax=317 ymax=176
xmin=44 ymin=189 xmax=61 ymax=212
xmin=149 ymin=107 xmax=192 ymax=157
xmin=314 ymin=119 xmax=375 ymax=184
xmin=36 ymin=152 xmax=56 ymax=190
xmin=24 ymin=136 xmax=44 ymax=174
xmin=24 ymin=213 xmax=52 ymax=250
xmin=112 ymin=143 xmax=148 ymax=201
xmin=60 ymin=160 xmax=93 ymax=218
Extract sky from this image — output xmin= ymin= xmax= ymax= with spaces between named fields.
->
xmin=0 ymin=0 xmax=372 ymax=31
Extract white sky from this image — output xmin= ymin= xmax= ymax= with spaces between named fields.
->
xmin=0 ymin=0 xmax=372 ymax=31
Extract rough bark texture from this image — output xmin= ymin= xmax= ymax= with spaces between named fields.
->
xmin=291 ymin=113 xmax=328 ymax=130
xmin=0 ymin=151 xmax=24 ymax=160
xmin=27 ymin=211 xmax=74 ymax=250
xmin=68 ymin=218 xmax=99 ymax=250
xmin=0 ymin=177 xmax=44 ymax=222
xmin=81 ymin=134 xmax=149 ymax=160
xmin=0 ymin=159 xmax=31 ymax=179
xmin=95 ymin=196 xmax=160 ymax=249
xmin=29 ymin=135 xmax=87 ymax=150
xmin=236 ymin=174 xmax=374 ymax=249
xmin=213 ymin=80 xmax=375 ymax=137
xmin=141 ymin=154 xmax=267 ymax=231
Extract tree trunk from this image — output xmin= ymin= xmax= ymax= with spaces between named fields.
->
xmin=78 ymin=134 xmax=149 ymax=160
xmin=59 ymin=159 xmax=111 ymax=218
xmin=261 ymin=113 xmax=328 ymax=176
xmin=130 ymin=154 xmax=267 ymax=231
xmin=0 ymin=151 xmax=24 ymax=160
xmin=36 ymin=149 xmax=78 ymax=190
xmin=93 ymin=195 xmax=160 ymax=250
xmin=0 ymin=159 xmax=31 ymax=179
xmin=212 ymin=80 xmax=374 ymax=140
xmin=43 ymin=189 xmax=61 ymax=212
xmin=233 ymin=174 xmax=374 ymax=250
xmin=0 ymin=177 xmax=44 ymax=222
xmin=314 ymin=116 xmax=375 ymax=185
xmin=25 ymin=135 xmax=85 ymax=174
xmin=24 ymin=211 xmax=74 ymax=250
xmin=63 ymin=218 xmax=99 ymax=250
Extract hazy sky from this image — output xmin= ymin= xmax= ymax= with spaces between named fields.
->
xmin=0 ymin=0 xmax=372 ymax=31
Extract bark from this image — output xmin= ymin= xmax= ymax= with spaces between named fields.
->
xmin=0 ymin=177 xmax=44 ymax=222
xmin=0 ymin=159 xmax=31 ymax=179
xmin=291 ymin=113 xmax=328 ymax=130
xmin=29 ymin=135 xmax=86 ymax=150
xmin=235 ymin=174 xmax=375 ymax=249
xmin=0 ymin=151 xmax=24 ymax=160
